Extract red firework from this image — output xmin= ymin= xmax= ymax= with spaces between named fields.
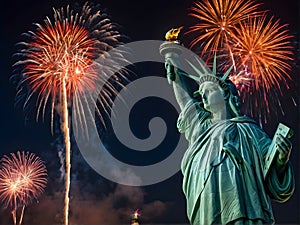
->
xmin=0 ymin=151 xmax=47 ymax=225
xmin=13 ymin=2 xmax=129 ymax=128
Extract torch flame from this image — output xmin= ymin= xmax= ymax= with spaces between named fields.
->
xmin=165 ymin=26 xmax=183 ymax=42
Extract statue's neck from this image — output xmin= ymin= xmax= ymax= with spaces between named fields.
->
xmin=211 ymin=104 xmax=232 ymax=122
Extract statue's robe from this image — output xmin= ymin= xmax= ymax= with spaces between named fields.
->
xmin=179 ymin=100 xmax=294 ymax=225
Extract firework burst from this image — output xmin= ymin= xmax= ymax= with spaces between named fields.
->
xmin=187 ymin=0 xmax=262 ymax=57
xmin=0 ymin=151 xmax=47 ymax=225
xmin=12 ymin=2 xmax=129 ymax=225
xmin=13 ymin=2 xmax=128 ymax=129
xmin=231 ymin=15 xmax=294 ymax=91
xmin=186 ymin=0 xmax=296 ymax=124
xmin=229 ymin=15 xmax=294 ymax=122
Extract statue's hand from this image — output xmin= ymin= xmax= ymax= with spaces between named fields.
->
xmin=276 ymin=134 xmax=292 ymax=166
xmin=165 ymin=61 xmax=176 ymax=84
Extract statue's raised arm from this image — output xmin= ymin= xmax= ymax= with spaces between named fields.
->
xmin=159 ymin=40 xmax=194 ymax=110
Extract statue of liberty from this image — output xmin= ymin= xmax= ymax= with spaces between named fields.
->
xmin=160 ymin=29 xmax=295 ymax=225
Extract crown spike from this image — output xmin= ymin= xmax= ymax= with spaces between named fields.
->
xmin=213 ymin=54 xmax=217 ymax=76
xmin=185 ymin=59 xmax=203 ymax=81
xmin=195 ymin=56 xmax=210 ymax=75
xmin=222 ymin=65 xmax=234 ymax=81
xmin=180 ymin=68 xmax=200 ymax=81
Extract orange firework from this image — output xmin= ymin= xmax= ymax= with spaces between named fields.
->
xmin=186 ymin=0 xmax=296 ymax=125
xmin=12 ymin=2 xmax=129 ymax=225
xmin=231 ymin=15 xmax=294 ymax=91
xmin=228 ymin=15 xmax=294 ymax=122
xmin=187 ymin=0 xmax=262 ymax=57
xmin=0 ymin=151 xmax=47 ymax=225
xmin=22 ymin=20 xmax=98 ymax=107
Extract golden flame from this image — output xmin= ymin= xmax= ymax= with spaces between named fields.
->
xmin=165 ymin=26 xmax=183 ymax=42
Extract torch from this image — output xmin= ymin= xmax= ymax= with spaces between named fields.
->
xmin=159 ymin=26 xmax=184 ymax=84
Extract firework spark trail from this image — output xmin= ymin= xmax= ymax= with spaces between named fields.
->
xmin=0 ymin=151 xmax=47 ymax=225
xmin=12 ymin=2 xmax=130 ymax=224
xmin=61 ymin=77 xmax=71 ymax=225
xmin=18 ymin=205 xmax=25 ymax=225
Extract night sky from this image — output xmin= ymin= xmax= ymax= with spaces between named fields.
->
xmin=0 ymin=0 xmax=299 ymax=224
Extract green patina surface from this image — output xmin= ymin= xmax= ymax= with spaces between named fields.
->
xmin=179 ymin=100 xmax=294 ymax=225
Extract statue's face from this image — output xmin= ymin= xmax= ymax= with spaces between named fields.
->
xmin=199 ymin=81 xmax=225 ymax=113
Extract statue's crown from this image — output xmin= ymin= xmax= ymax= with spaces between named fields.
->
xmin=184 ymin=55 xmax=233 ymax=97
